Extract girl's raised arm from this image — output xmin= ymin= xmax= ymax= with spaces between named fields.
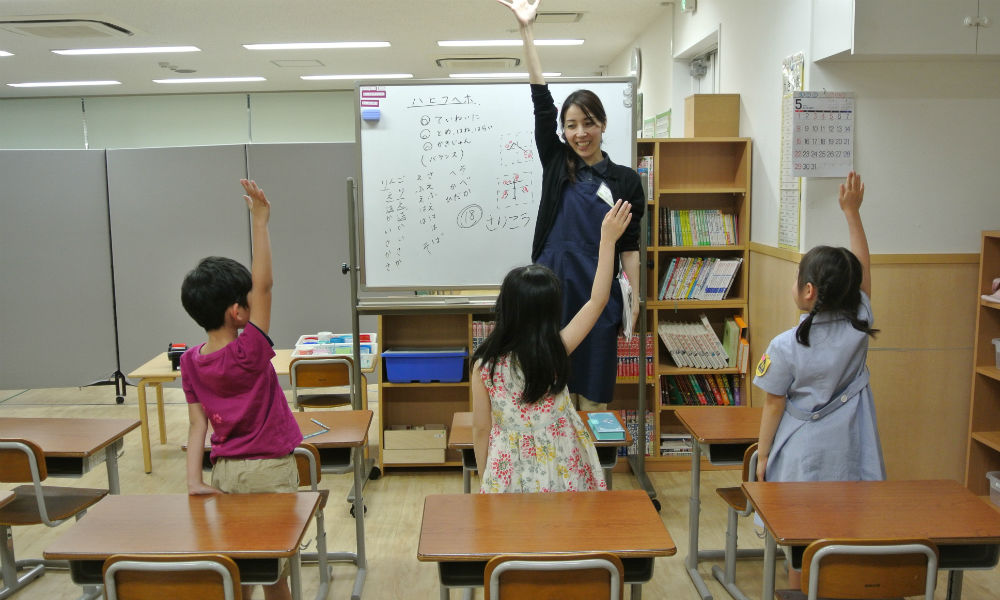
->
xmin=496 ymin=0 xmax=545 ymax=85
xmin=838 ymin=171 xmax=871 ymax=297
xmin=561 ymin=201 xmax=631 ymax=354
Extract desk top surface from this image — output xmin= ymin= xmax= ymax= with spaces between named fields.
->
xmin=129 ymin=348 xmax=375 ymax=380
xmin=447 ymin=411 xmax=632 ymax=449
xmin=0 ymin=417 xmax=140 ymax=457
xmin=417 ymin=490 xmax=675 ymax=561
xmin=0 ymin=491 xmax=13 ymax=510
xmin=743 ymin=480 xmax=1000 ymax=545
xmin=293 ymin=410 xmax=372 ymax=447
xmin=44 ymin=492 xmax=320 ymax=560
xmin=675 ymin=406 xmax=762 ymax=443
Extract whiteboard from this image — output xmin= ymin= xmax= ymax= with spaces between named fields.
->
xmin=357 ymin=78 xmax=636 ymax=290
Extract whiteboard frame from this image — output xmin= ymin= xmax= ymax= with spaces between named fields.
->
xmin=354 ymin=77 xmax=638 ymax=291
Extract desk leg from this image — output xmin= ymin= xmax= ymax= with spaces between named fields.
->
xmin=685 ymin=442 xmax=713 ymax=600
xmin=155 ymin=382 xmax=167 ymax=444
xmin=137 ymin=381 xmax=152 ymax=474
xmin=762 ymin=530 xmax=776 ymax=600
xmin=351 ymin=445 xmax=367 ymax=600
xmin=290 ymin=552 xmax=303 ymax=600
xmin=104 ymin=442 xmax=121 ymax=494
xmin=946 ymin=569 xmax=964 ymax=600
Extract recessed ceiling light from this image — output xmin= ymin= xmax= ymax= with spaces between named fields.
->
xmin=0 ymin=50 xmax=13 ymax=57
xmin=243 ymin=42 xmax=390 ymax=50
xmin=438 ymin=40 xmax=583 ymax=47
xmin=8 ymin=80 xmax=121 ymax=87
xmin=448 ymin=72 xmax=561 ymax=79
xmin=301 ymin=73 xmax=413 ymax=81
xmin=53 ymin=46 xmax=201 ymax=55
xmin=153 ymin=77 xmax=266 ymax=84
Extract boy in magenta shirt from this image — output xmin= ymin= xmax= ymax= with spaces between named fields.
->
xmin=180 ymin=179 xmax=301 ymax=600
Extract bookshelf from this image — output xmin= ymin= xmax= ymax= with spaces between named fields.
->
xmin=965 ymin=231 xmax=1000 ymax=497
xmin=636 ymin=138 xmax=753 ymax=470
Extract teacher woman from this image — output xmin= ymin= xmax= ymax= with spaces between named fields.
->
xmin=498 ymin=0 xmax=645 ymax=410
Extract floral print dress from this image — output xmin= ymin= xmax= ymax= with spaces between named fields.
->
xmin=479 ymin=354 xmax=607 ymax=494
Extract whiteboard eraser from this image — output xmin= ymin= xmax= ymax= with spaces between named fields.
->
xmin=361 ymin=108 xmax=381 ymax=121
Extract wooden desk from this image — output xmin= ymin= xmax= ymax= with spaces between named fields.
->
xmin=675 ymin=406 xmax=762 ymax=600
xmin=0 ymin=491 xmax=13 ymax=510
xmin=0 ymin=417 xmax=139 ymax=494
xmin=293 ymin=410 xmax=372 ymax=600
xmin=743 ymin=479 xmax=1000 ymax=600
xmin=418 ymin=490 xmax=675 ymax=599
xmin=44 ymin=492 xmax=321 ymax=600
xmin=447 ymin=411 xmax=631 ymax=494
xmin=128 ymin=349 xmax=373 ymax=473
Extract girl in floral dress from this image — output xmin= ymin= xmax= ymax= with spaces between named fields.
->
xmin=471 ymin=200 xmax=631 ymax=493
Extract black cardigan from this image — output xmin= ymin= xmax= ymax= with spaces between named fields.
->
xmin=530 ymin=84 xmax=645 ymax=264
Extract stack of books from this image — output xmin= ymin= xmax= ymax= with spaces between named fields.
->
xmin=616 ymin=333 xmax=654 ymax=377
xmin=471 ymin=319 xmax=496 ymax=352
xmin=657 ymin=314 xmax=729 ymax=369
xmin=721 ymin=315 xmax=750 ymax=373
xmin=616 ymin=410 xmax=655 ymax=457
xmin=660 ymin=208 xmax=738 ymax=247
xmin=658 ymin=257 xmax=742 ymax=301
xmin=587 ymin=412 xmax=626 ymax=441
xmin=661 ymin=374 xmax=743 ymax=406
xmin=660 ymin=433 xmax=693 ymax=457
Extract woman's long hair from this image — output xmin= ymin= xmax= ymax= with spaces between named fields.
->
xmin=471 ymin=264 xmax=569 ymax=404
xmin=560 ymin=89 xmax=607 ymax=183
xmin=795 ymin=246 xmax=878 ymax=346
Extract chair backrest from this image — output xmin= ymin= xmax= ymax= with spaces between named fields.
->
xmin=289 ymin=356 xmax=353 ymax=389
xmin=0 ymin=438 xmax=47 ymax=483
xmin=484 ymin=552 xmax=624 ymax=600
xmin=742 ymin=442 xmax=759 ymax=483
xmin=801 ymin=538 xmax=939 ymax=600
xmin=293 ymin=443 xmax=322 ymax=490
xmin=103 ymin=553 xmax=242 ymax=600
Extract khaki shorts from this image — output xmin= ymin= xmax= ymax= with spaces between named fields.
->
xmin=569 ymin=393 xmax=608 ymax=412
xmin=211 ymin=453 xmax=299 ymax=494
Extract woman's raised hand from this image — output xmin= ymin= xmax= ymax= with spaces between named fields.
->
xmin=494 ymin=0 xmax=540 ymax=27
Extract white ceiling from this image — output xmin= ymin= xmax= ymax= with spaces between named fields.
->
xmin=0 ymin=0 xmax=671 ymax=99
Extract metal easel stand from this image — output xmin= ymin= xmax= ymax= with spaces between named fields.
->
xmin=343 ymin=177 xmax=380 ymax=499
xmin=626 ymin=208 xmax=660 ymax=510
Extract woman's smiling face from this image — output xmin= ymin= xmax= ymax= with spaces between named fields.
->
xmin=562 ymin=103 xmax=606 ymax=166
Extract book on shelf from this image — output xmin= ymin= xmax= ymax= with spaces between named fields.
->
xmin=471 ymin=320 xmax=496 ymax=352
xmin=637 ymin=156 xmax=654 ymax=205
xmin=587 ymin=412 xmax=626 ymax=441
xmin=661 ymin=374 xmax=743 ymax=406
xmin=617 ymin=334 xmax=654 ymax=377
xmin=663 ymin=209 xmax=739 ymax=247
xmin=616 ymin=410 xmax=655 ymax=457
xmin=656 ymin=316 xmax=728 ymax=369
xmin=657 ymin=256 xmax=742 ymax=301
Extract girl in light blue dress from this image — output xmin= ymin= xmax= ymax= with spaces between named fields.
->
xmin=753 ymin=172 xmax=885 ymax=586
xmin=754 ymin=171 xmax=886 ymax=484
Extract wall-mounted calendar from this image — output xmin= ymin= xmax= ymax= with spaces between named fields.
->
xmin=792 ymin=91 xmax=854 ymax=178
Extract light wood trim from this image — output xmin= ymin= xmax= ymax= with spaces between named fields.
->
xmin=749 ymin=242 xmax=801 ymax=263
xmin=750 ymin=241 xmax=978 ymax=265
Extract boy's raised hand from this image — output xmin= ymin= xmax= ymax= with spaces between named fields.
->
xmin=838 ymin=171 xmax=864 ymax=214
xmin=241 ymin=178 xmax=270 ymax=223
xmin=494 ymin=0 xmax=539 ymax=26
xmin=601 ymin=200 xmax=632 ymax=244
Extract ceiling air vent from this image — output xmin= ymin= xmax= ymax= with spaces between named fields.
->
xmin=535 ymin=11 xmax=584 ymax=24
xmin=0 ymin=19 xmax=133 ymax=39
xmin=435 ymin=56 xmax=521 ymax=71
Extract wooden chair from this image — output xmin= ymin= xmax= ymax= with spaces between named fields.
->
xmin=289 ymin=356 xmax=356 ymax=411
xmin=103 ymin=553 xmax=241 ymax=600
xmin=712 ymin=442 xmax=759 ymax=600
xmin=774 ymin=538 xmax=939 ymax=600
xmin=484 ymin=552 xmax=625 ymax=600
xmin=0 ymin=438 xmax=108 ymax=599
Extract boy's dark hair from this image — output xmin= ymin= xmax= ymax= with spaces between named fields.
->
xmin=795 ymin=246 xmax=878 ymax=346
xmin=560 ymin=89 xmax=607 ymax=183
xmin=181 ymin=256 xmax=252 ymax=331
xmin=471 ymin=264 xmax=570 ymax=404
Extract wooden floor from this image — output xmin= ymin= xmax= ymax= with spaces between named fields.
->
xmin=1 ymin=385 xmax=997 ymax=600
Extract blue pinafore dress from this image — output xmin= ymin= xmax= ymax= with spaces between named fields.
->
xmin=536 ymin=161 xmax=623 ymax=404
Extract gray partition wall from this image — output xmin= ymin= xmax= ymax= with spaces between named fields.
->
xmin=107 ymin=145 xmax=251 ymax=376
xmin=246 ymin=143 xmax=374 ymax=346
xmin=0 ymin=150 xmax=118 ymax=389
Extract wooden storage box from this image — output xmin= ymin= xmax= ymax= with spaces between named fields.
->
xmin=684 ymin=94 xmax=740 ymax=137
xmin=384 ymin=424 xmax=447 ymax=450
xmin=382 ymin=448 xmax=446 ymax=463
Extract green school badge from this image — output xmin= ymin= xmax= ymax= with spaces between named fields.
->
xmin=755 ymin=354 xmax=771 ymax=377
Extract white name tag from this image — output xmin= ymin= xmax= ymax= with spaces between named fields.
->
xmin=596 ymin=182 xmax=615 ymax=207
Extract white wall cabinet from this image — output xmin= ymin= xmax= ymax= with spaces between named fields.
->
xmin=813 ymin=0 xmax=999 ymax=60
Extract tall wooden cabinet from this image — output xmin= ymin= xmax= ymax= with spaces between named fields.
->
xmin=966 ymin=230 xmax=1000 ymax=496
xmin=636 ymin=137 xmax=753 ymax=470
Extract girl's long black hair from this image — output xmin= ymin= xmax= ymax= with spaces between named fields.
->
xmin=560 ymin=89 xmax=607 ymax=184
xmin=471 ymin=264 xmax=569 ymax=404
xmin=795 ymin=246 xmax=878 ymax=346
